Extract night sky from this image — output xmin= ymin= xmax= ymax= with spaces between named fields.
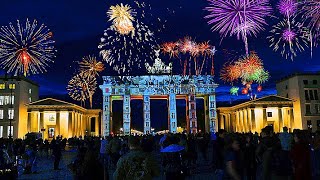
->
xmin=0 ymin=0 xmax=319 ymax=130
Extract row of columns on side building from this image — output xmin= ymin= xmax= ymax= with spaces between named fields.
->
xmin=219 ymin=106 xmax=294 ymax=133
xmin=27 ymin=110 xmax=100 ymax=139
xmin=102 ymin=94 xmax=217 ymax=136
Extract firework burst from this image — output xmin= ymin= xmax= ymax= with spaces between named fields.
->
xmin=99 ymin=1 xmax=159 ymax=75
xmin=67 ymin=72 xmax=97 ymax=107
xmin=299 ymin=0 xmax=320 ymax=47
xmin=79 ymin=55 xmax=105 ymax=78
xmin=161 ymin=37 xmax=215 ymax=75
xmin=220 ymin=63 xmax=241 ymax=83
xmin=0 ymin=19 xmax=56 ymax=76
xmin=107 ymin=3 xmax=136 ymax=35
xmin=277 ymin=0 xmax=297 ymax=17
xmin=204 ymin=0 xmax=272 ymax=55
xmin=268 ymin=18 xmax=309 ymax=60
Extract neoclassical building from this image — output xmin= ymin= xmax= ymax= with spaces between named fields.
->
xmin=26 ymin=98 xmax=101 ymax=139
xmin=217 ymin=95 xmax=295 ymax=133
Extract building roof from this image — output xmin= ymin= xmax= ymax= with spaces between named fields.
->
xmin=0 ymin=75 xmax=39 ymax=87
xmin=27 ymin=98 xmax=101 ymax=113
xmin=218 ymin=95 xmax=293 ymax=112
xmin=276 ymin=72 xmax=320 ymax=83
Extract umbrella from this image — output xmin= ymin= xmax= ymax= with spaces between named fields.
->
xmin=160 ymin=144 xmax=185 ymax=153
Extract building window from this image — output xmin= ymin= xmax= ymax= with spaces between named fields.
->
xmin=305 ymin=90 xmax=310 ymax=100
xmin=316 ymin=104 xmax=320 ymax=114
xmin=267 ymin=112 xmax=273 ymax=117
xmin=285 ymin=85 xmax=288 ymax=89
xmin=10 ymin=96 xmax=14 ymax=105
xmin=146 ymin=122 xmax=149 ymax=127
xmin=0 ymin=126 xmax=2 ymax=138
xmin=313 ymin=80 xmax=318 ymax=85
xmin=304 ymin=80 xmax=308 ymax=85
xmin=314 ymin=90 xmax=319 ymax=100
xmin=286 ymin=94 xmax=289 ymax=98
xmin=0 ymin=110 xmax=3 ymax=119
xmin=29 ymin=97 xmax=32 ymax=103
xmin=9 ymin=84 xmax=15 ymax=89
xmin=29 ymin=89 xmax=32 ymax=94
xmin=0 ymin=96 xmax=3 ymax=105
xmin=307 ymin=120 xmax=312 ymax=130
xmin=0 ymin=84 xmax=5 ymax=89
xmin=310 ymin=90 xmax=314 ymax=100
xmin=172 ymin=122 xmax=176 ymax=128
xmin=7 ymin=126 xmax=13 ymax=137
xmin=4 ymin=96 xmax=9 ymax=105
xmin=306 ymin=104 xmax=311 ymax=114
xmin=8 ymin=109 xmax=14 ymax=119
xmin=48 ymin=127 xmax=54 ymax=138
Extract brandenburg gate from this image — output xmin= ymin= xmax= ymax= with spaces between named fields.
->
xmin=99 ymin=75 xmax=218 ymax=136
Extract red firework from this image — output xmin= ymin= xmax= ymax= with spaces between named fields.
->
xmin=161 ymin=42 xmax=178 ymax=58
xmin=220 ymin=63 xmax=241 ymax=83
xmin=237 ymin=52 xmax=263 ymax=75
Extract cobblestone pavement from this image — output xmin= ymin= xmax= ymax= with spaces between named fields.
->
xmin=19 ymin=145 xmax=217 ymax=180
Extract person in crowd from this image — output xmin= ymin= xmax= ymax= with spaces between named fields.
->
xmin=108 ymin=136 xmax=121 ymax=167
xmin=279 ymin=127 xmax=293 ymax=151
xmin=113 ymin=136 xmax=159 ymax=180
xmin=243 ymin=134 xmax=256 ymax=180
xmin=311 ymin=131 xmax=320 ymax=180
xmin=290 ymin=130 xmax=312 ymax=180
xmin=214 ymin=129 xmax=226 ymax=180
xmin=79 ymin=140 xmax=103 ymax=179
xmin=224 ymin=134 xmax=242 ymax=180
xmin=51 ymin=138 xmax=62 ymax=170
xmin=159 ymin=133 xmax=168 ymax=151
xmin=255 ymin=126 xmax=278 ymax=180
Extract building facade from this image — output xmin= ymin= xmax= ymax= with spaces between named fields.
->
xmin=26 ymin=98 xmax=101 ymax=139
xmin=217 ymin=95 xmax=294 ymax=133
xmin=99 ymin=75 xmax=218 ymax=136
xmin=277 ymin=73 xmax=320 ymax=132
xmin=0 ymin=76 xmax=39 ymax=139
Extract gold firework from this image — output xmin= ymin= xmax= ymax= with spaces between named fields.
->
xmin=107 ymin=3 xmax=135 ymax=35
xmin=79 ymin=55 xmax=105 ymax=78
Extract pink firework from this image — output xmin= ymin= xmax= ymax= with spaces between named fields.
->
xmin=204 ymin=0 xmax=272 ymax=55
xmin=282 ymin=29 xmax=296 ymax=42
xmin=277 ymin=0 xmax=297 ymax=17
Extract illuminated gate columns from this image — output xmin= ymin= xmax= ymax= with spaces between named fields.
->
xmin=99 ymin=75 xmax=218 ymax=136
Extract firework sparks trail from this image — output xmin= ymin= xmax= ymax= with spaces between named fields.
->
xmin=0 ymin=19 xmax=56 ymax=76
xmin=204 ymin=0 xmax=272 ymax=55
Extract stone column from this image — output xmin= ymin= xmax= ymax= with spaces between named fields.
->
xmin=39 ymin=111 xmax=44 ymax=132
xmin=27 ymin=112 xmax=31 ymax=132
xmin=73 ymin=112 xmax=77 ymax=137
xmin=251 ymin=108 xmax=256 ymax=132
xmin=143 ymin=95 xmax=151 ymax=134
xmin=68 ymin=111 xmax=73 ymax=138
xmin=235 ymin=111 xmax=239 ymax=132
xmin=102 ymin=95 xmax=111 ymax=136
xmin=204 ymin=95 xmax=210 ymax=133
xmin=186 ymin=96 xmax=190 ymax=133
xmin=189 ymin=94 xmax=197 ymax=133
xmin=123 ymin=95 xmax=131 ymax=135
xmin=289 ymin=108 xmax=294 ymax=132
xmin=56 ymin=111 xmax=60 ymax=136
xmin=247 ymin=108 xmax=252 ymax=132
xmin=263 ymin=108 xmax=267 ymax=128
xmin=169 ymin=94 xmax=177 ymax=133
xmin=240 ymin=110 xmax=244 ymax=132
xmin=95 ymin=116 xmax=99 ymax=136
xmin=209 ymin=94 xmax=217 ymax=133
xmin=278 ymin=107 xmax=283 ymax=133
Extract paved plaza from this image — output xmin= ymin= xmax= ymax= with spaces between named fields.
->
xmin=18 ymin=145 xmax=217 ymax=180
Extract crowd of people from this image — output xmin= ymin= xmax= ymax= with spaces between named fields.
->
xmin=0 ymin=126 xmax=320 ymax=180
